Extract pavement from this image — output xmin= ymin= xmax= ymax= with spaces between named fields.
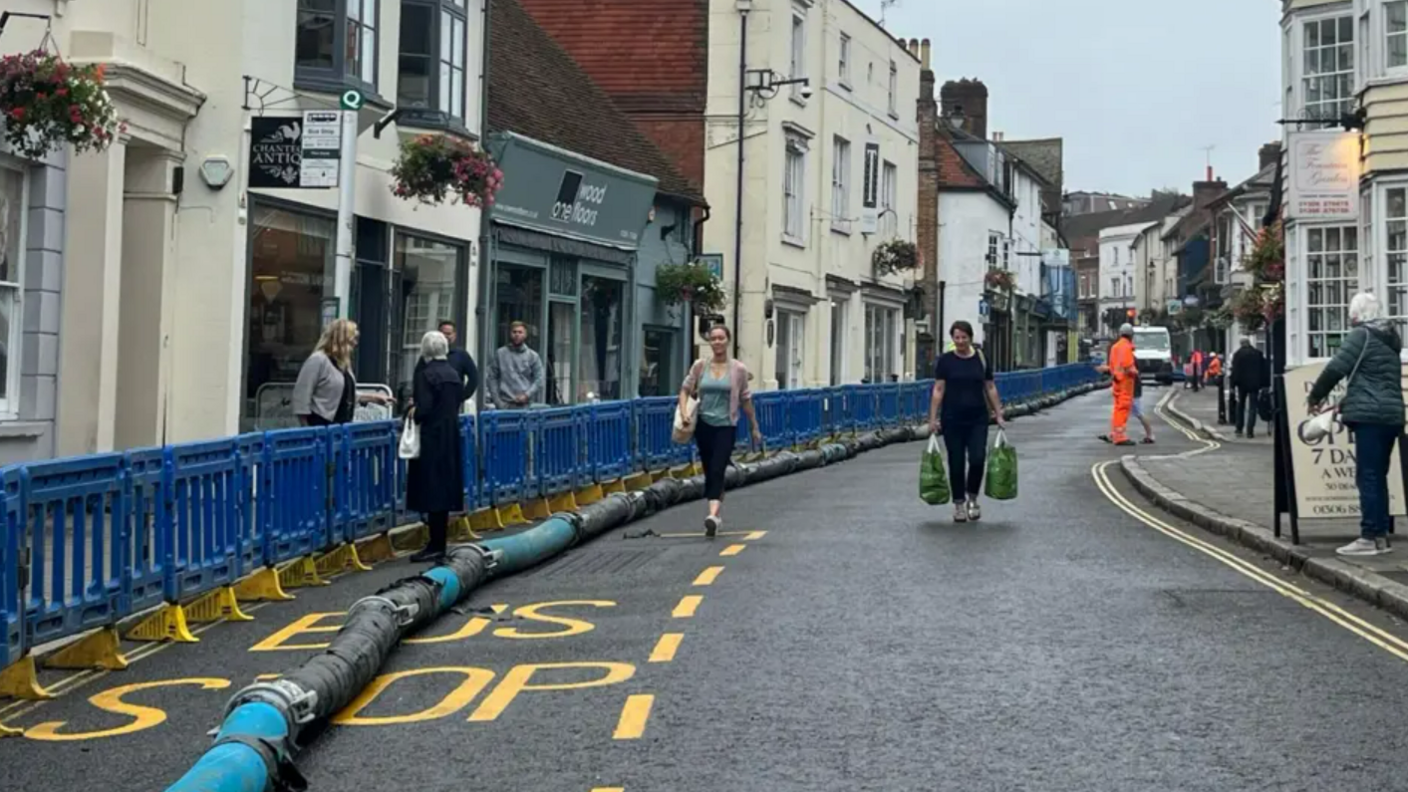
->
xmin=9 ymin=389 xmax=1408 ymax=790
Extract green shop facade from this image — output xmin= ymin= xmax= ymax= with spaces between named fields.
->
xmin=481 ymin=132 xmax=699 ymax=405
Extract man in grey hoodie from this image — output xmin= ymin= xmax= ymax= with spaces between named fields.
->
xmin=485 ymin=321 xmax=546 ymax=409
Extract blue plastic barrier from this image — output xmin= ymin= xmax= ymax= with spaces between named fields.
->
xmin=878 ymin=385 xmax=901 ymax=427
xmin=338 ymin=422 xmax=399 ymax=543
xmin=1 ymin=467 xmax=22 ymax=667
xmin=124 ymin=448 xmax=169 ymax=615
xmin=233 ymin=433 xmax=268 ymax=576
xmin=22 ymin=454 xmax=129 ymax=645
xmin=166 ymin=440 xmax=241 ymax=602
xmin=480 ymin=412 xmax=530 ymax=506
xmin=586 ymin=403 xmax=632 ymax=484
xmin=747 ymin=391 xmax=791 ymax=449
xmin=791 ymin=391 xmax=824 ymax=446
xmin=634 ymin=397 xmax=686 ymax=472
xmin=459 ymin=415 xmax=479 ymax=514
xmin=262 ymin=429 xmax=330 ymax=565
xmin=533 ymin=408 xmax=582 ymax=497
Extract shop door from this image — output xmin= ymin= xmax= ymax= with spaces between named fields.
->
xmin=641 ymin=326 xmax=677 ymax=397
xmin=547 ymin=300 xmax=576 ymax=406
xmin=775 ymin=310 xmax=805 ymax=389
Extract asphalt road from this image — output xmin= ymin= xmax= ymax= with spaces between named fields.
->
xmin=7 ymin=388 xmax=1408 ymax=791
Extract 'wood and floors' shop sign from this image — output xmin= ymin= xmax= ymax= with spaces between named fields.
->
xmin=248 ymin=111 xmax=343 ymax=189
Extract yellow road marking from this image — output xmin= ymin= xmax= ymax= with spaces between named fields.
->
xmin=671 ymin=595 xmax=702 ymax=618
xmin=649 ymin=633 xmax=683 ymax=663
xmin=742 ymin=530 xmax=767 ymax=540
xmin=693 ymin=566 xmax=724 ymax=586
xmin=720 ymin=544 xmax=746 ymax=557
xmin=1092 ymin=460 xmax=1408 ymax=663
xmin=0 ymin=603 xmax=272 ymax=725
xmin=613 ymin=694 xmax=654 ymax=739
xmin=657 ymin=530 xmax=759 ymax=538
xmin=591 ymin=787 xmax=625 ymax=791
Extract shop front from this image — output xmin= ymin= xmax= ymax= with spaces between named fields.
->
xmin=484 ymin=133 xmax=660 ymax=405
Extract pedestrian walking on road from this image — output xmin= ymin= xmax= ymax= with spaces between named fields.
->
xmin=678 ymin=325 xmax=763 ymax=538
xmin=1097 ymin=323 xmax=1138 ymax=446
xmin=1308 ymin=292 xmax=1406 ymax=557
xmin=927 ymin=321 xmax=1007 ymax=523
xmin=485 ymin=321 xmax=545 ymax=409
xmin=1230 ymin=338 xmax=1267 ymax=438
xmin=292 ymin=319 xmax=394 ymax=427
xmin=406 ymin=331 xmax=466 ymax=564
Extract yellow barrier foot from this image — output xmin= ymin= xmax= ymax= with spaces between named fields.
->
xmin=603 ymin=478 xmax=627 ymax=494
xmin=233 ymin=567 xmax=295 ymax=602
xmin=185 ymin=587 xmax=254 ymax=624
xmin=547 ymin=491 xmax=578 ymax=513
xmin=391 ymin=523 xmax=430 ymax=553
xmin=0 ymin=721 xmax=22 ymax=737
xmin=499 ymin=503 xmax=528 ymax=526
xmin=355 ymin=533 xmax=396 ymax=564
xmin=521 ymin=497 xmax=552 ymax=521
xmin=44 ymin=627 xmax=129 ymax=670
xmin=448 ymin=515 xmax=481 ymax=543
xmin=651 ymin=469 xmax=670 ymax=482
xmin=468 ymin=508 xmax=504 ymax=533
xmin=277 ymin=556 xmax=328 ymax=589
xmin=575 ymin=483 xmax=605 ymax=506
xmin=0 ymin=656 xmax=53 ymax=700
xmin=126 ymin=603 xmax=198 ymax=644
xmin=624 ymin=472 xmax=653 ymax=491
xmin=668 ymin=465 xmax=694 ymax=480
xmin=314 ymin=543 xmax=372 ymax=576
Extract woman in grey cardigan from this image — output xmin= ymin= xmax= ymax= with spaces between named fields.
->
xmin=292 ymin=319 xmax=394 ymax=426
xmin=1308 ymin=292 xmax=1405 ymax=557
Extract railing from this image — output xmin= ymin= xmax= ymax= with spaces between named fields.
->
xmin=0 ymin=364 xmax=1099 ymax=688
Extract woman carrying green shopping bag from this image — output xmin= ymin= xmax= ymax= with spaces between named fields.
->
xmin=927 ymin=321 xmax=1007 ymax=522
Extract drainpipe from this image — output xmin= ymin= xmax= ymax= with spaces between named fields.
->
xmin=731 ymin=7 xmax=749 ymax=359
xmin=475 ymin=0 xmax=493 ymax=412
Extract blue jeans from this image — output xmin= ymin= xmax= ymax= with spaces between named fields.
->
xmin=1350 ymin=422 xmax=1400 ymax=539
xmin=942 ymin=419 xmax=988 ymax=499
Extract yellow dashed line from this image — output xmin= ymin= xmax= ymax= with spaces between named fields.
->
xmin=671 ymin=595 xmax=702 ymax=618
xmin=742 ymin=530 xmax=767 ymax=541
xmin=720 ymin=544 xmax=746 ymax=557
xmin=649 ymin=633 xmax=683 ymax=663
xmin=613 ymin=694 xmax=654 ymax=739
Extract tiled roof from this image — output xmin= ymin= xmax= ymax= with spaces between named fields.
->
xmin=1060 ymin=193 xmax=1190 ymax=241
xmin=488 ymin=0 xmax=705 ymax=205
xmin=1001 ymin=138 xmax=1063 ymax=190
xmin=936 ymin=134 xmax=987 ymax=190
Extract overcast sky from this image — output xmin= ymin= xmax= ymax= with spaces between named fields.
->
xmin=850 ymin=0 xmax=1282 ymax=197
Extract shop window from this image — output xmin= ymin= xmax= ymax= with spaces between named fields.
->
xmin=353 ymin=218 xmax=390 ymax=384
xmin=580 ymin=276 xmax=625 ymax=401
xmin=1306 ymin=224 xmax=1359 ymax=359
xmin=775 ymin=309 xmax=806 ymax=389
xmin=296 ymin=0 xmax=380 ymax=95
xmin=865 ymin=303 xmax=896 ymax=383
xmin=245 ymin=206 xmax=337 ymax=429
xmin=495 ymin=263 xmax=544 ymax=353
xmin=829 ymin=297 xmax=847 ymax=385
xmin=640 ymin=327 xmax=677 ymax=397
xmin=0 ymin=162 xmax=25 ymax=419
xmin=393 ymin=233 xmax=464 ymax=399
xmin=398 ymin=0 xmax=469 ymax=129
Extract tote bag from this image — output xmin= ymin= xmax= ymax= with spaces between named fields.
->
xmin=398 ymin=416 xmax=421 ymax=460
xmin=672 ymin=359 xmax=707 ymax=444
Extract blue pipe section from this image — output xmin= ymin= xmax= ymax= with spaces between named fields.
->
xmin=479 ymin=515 xmax=577 ymax=577
xmin=423 ymin=566 xmax=461 ymax=611
xmin=164 ymin=703 xmax=288 ymax=792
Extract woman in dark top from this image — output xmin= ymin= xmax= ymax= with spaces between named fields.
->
xmin=406 ymin=331 xmax=466 ymax=563
xmin=926 ymin=321 xmax=1008 ymax=523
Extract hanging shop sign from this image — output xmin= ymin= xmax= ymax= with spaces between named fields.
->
xmin=248 ymin=112 xmax=342 ymax=189
xmin=491 ymin=132 xmax=659 ymax=250
xmin=1284 ymin=362 xmax=1406 ymax=518
xmin=1286 ymin=130 xmax=1359 ymax=222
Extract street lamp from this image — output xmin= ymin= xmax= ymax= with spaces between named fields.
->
xmin=731 ymin=59 xmax=810 ymax=356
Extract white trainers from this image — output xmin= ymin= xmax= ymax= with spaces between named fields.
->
xmin=1336 ymin=537 xmax=1391 ymax=557
xmin=953 ymin=502 xmax=968 ymax=523
xmin=966 ymin=499 xmax=982 ymax=522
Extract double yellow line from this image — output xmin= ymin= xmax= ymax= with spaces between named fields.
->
xmin=1093 ymin=392 xmax=1408 ymax=664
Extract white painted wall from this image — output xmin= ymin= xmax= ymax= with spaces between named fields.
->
xmin=937 ymin=191 xmax=1011 ymax=347
xmin=1098 ymin=221 xmax=1150 ymax=332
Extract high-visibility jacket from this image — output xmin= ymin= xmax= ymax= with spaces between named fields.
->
xmin=1205 ymin=357 xmax=1222 ymax=378
xmin=1109 ymin=338 xmax=1137 ymax=385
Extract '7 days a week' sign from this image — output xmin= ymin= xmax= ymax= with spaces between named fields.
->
xmin=1285 ymin=363 xmax=1407 ymax=518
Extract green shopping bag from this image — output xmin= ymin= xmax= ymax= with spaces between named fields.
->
xmin=919 ymin=434 xmax=952 ymax=505
xmin=984 ymin=429 xmax=1018 ymax=501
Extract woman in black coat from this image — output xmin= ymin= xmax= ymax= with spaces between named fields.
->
xmin=407 ymin=331 xmax=466 ymax=563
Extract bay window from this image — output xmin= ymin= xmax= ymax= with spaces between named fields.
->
xmin=398 ymin=0 xmax=470 ymax=128
xmin=296 ymin=0 xmax=380 ymax=93
xmin=1386 ymin=188 xmax=1408 ymax=336
xmin=1306 ymin=225 xmax=1359 ymax=359
xmin=1302 ymin=15 xmax=1355 ymax=120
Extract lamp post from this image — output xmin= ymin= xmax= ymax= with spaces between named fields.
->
xmin=733 ymin=63 xmax=809 ymax=358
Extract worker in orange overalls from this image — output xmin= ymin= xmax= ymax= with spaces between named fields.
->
xmin=1204 ymin=353 xmax=1222 ymax=384
xmin=1097 ymin=323 xmax=1139 ymax=446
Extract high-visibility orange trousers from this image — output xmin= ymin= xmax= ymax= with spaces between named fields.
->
xmin=1110 ymin=383 xmax=1134 ymax=442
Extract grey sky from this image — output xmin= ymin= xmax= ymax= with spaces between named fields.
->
xmin=850 ymin=0 xmax=1283 ymax=197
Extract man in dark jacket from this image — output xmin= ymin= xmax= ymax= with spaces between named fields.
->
xmin=1230 ymin=338 xmax=1267 ymax=438
xmin=413 ymin=320 xmax=479 ymax=403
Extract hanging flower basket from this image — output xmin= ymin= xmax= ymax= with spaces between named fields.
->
xmin=984 ymin=269 xmax=1015 ymax=292
xmin=656 ymin=260 xmax=726 ymax=313
xmin=872 ymin=239 xmax=918 ymax=277
xmin=390 ymin=134 xmax=501 ymax=207
xmin=0 ymin=50 xmax=124 ymax=160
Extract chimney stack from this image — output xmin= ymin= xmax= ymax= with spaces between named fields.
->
xmin=1193 ymin=178 xmax=1228 ymax=210
xmin=1259 ymin=141 xmax=1283 ymax=172
xmin=908 ymin=38 xmax=919 ymax=59
xmin=940 ymin=78 xmax=988 ymax=139
xmin=920 ymin=38 xmax=931 ymax=70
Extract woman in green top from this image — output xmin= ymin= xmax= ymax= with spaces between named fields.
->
xmin=679 ymin=325 xmax=763 ymax=538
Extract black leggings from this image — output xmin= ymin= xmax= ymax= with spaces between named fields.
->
xmin=695 ymin=421 xmax=736 ymax=501
xmin=942 ymin=420 xmax=988 ymax=499
xmin=427 ymin=511 xmax=449 ymax=553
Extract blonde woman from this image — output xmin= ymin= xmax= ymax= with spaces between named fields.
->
xmin=292 ymin=319 xmax=394 ymax=426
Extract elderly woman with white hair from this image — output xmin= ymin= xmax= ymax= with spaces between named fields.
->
xmin=406 ymin=330 xmax=466 ymax=563
xmin=1308 ymin=292 xmax=1406 ymax=557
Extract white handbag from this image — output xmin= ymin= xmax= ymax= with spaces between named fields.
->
xmin=671 ymin=359 xmax=707 ymax=444
xmin=398 ymin=416 xmax=421 ymax=460
xmin=1304 ymin=330 xmax=1369 ymax=443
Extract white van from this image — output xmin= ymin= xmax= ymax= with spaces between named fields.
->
xmin=1131 ymin=326 xmax=1174 ymax=384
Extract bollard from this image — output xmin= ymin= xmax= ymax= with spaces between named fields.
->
xmin=1217 ymin=376 xmax=1228 ymax=425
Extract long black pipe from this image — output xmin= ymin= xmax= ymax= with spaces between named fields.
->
xmin=732 ymin=9 xmax=748 ymax=358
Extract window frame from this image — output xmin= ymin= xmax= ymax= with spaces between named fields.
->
xmin=839 ymin=32 xmax=852 ymax=88
xmin=1295 ymin=12 xmax=1356 ymax=122
xmin=1304 ymin=222 xmax=1360 ymax=359
xmin=1386 ymin=0 xmax=1408 ymax=74
xmin=397 ymin=0 xmax=472 ymax=133
xmin=784 ymin=135 xmax=808 ymax=245
xmin=887 ymin=60 xmax=898 ymax=118
xmin=789 ymin=7 xmax=808 ymax=105
xmin=831 ymin=136 xmax=851 ymax=235
xmin=295 ymin=0 xmax=383 ymax=97
xmin=0 ymin=156 xmax=28 ymax=421
xmin=880 ymin=160 xmax=898 ymax=239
